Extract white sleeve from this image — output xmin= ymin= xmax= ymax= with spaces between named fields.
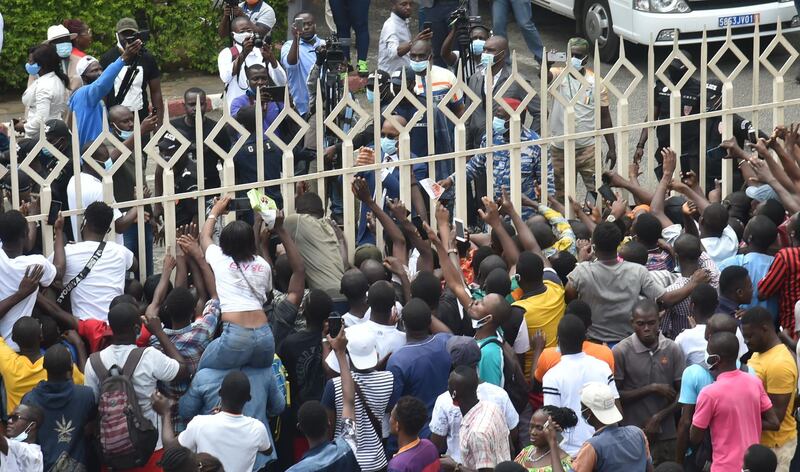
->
xmin=7 ymin=441 xmax=43 ymax=471
xmin=661 ymin=223 xmax=683 ymax=246
xmin=24 ymin=83 xmax=54 ymax=136
xmin=542 ymin=374 xmax=560 ymax=406
xmin=123 ymin=246 xmax=135 ymax=270
xmin=84 ymin=360 xmax=101 ymax=400
xmin=255 ymin=421 xmax=271 ymax=451
xmin=258 ymin=6 xmax=276 ymax=28
xmin=218 ymin=49 xmax=233 ymax=85
xmin=428 ymin=395 xmax=450 ymax=437
xmin=513 ymin=321 xmax=529 ymax=355
xmin=501 ymin=392 xmax=520 ymax=429
xmin=204 ymin=244 xmax=224 ymax=266
xmin=268 ymin=63 xmax=287 ymax=86
xmin=145 ymin=347 xmax=181 ymax=382
xmin=40 ymin=257 xmax=58 ymax=287
xmin=177 ymin=419 xmax=198 ymax=449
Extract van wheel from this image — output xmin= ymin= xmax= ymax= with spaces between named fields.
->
xmin=583 ymin=0 xmax=619 ymax=62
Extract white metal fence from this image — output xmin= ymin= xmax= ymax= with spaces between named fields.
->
xmin=5 ymin=21 xmax=799 ymax=281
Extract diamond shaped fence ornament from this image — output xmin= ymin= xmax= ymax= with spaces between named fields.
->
xmin=265 ymin=87 xmax=311 ymax=150
xmin=80 ymin=107 xmax=133 ymax=178
xmin=18 ymin=121 xmax=70 ymax=188
xmin=323 ymin=86 xmax=370 ymax=142
xmin=382 ymin=69 xmax=426 ymax=135
xmin=601 ymin=41 xmax=643 ymax=100
xmin=707 ymin=26 xmax=749 ymax=83
xmin=204 ymin=92 xmax=250 ymax=165
xmin=760 ymin=20 xmax=799 ymax=78
xmin=547 ymin=50 xmax=592 ymax=108
xmin=143 ymin=106 xmax=192 ymax=171
xmin=437 ymin=62 xmax=481 ymax=126
xmin=494 ymin=52 xmax=537 ymax=116
xmin=655 ymin=37 xmax=697 ymax=93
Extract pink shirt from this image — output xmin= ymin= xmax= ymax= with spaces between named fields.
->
xmin=692 ymin=369 xmax=772 ymax=472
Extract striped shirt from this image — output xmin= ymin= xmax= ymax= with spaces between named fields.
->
xmin=660 ymin=253 xmax=719 ymax=339
xmin=542 ymin=352 xmax=619 ymax=456
xmin=322 ymin=370 xmax=394 ymax=472
xmin=758 ymin=247 xmax=800 ymax=332
xmin=459 ymin=401 xmax=511 ymax=469
xmin=413 ymin=66 xmax=462 ymax=106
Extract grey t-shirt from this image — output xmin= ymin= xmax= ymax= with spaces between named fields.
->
xmin=568 ymin=260 xmax=665 ymax=342
xmin=283 ymin=213 xmax=345 ymax=295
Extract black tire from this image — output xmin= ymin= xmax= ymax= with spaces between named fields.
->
xmin=582 ymin=0 xmax=620 ymax=63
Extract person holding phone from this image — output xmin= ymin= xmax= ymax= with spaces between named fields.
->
xmin=280 ymin=13 xmax=324 ymax=117
xmin=378 ymin=0 xmax=432 ymax=74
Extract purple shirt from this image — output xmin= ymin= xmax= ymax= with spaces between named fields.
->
xmin=388 ymin=439 xmax=440 ymax=472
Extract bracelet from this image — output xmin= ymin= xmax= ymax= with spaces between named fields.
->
xmin=322 ymin=338 xmax=329 ymax=343
xmin=447 ymin=248 xmax=458 ymax=255
xmin=636 ymin=143 xmax=645 ymax=149
xmin=208 ymin=214 xmax=217 ymax=220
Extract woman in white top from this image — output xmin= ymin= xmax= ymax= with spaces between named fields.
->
xmin=197 ymin=196 xmax=275 ymax=370
xmin=21 ymin=44 xmax=69 ymax=138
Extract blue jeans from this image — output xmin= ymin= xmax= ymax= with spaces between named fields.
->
xmin=198 ymin=322 xmax=275 ymax=370
xmin=419 ymin=0 xmax=460 ymax=68
xmin=492 ymin=0 xmax=544 ymax=63
xmin=123 ymin=222 xmax=154 ymax=277
xmin=329 ymin=0 xmax=371 ymax=61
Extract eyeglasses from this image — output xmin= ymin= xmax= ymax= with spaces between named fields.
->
xmin=8 ymin=413 xmax=31 ymax=424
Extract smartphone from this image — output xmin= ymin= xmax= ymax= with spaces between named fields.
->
xmin=584 ymin=191 xmax=597 ymax=214
xmin=453 ymin=217 xmax=467 ymax=242
xmin=262 ymin=85 xmax=287 ymax=102
xmin=411 ymin=215 xmax=429 ymax=240
xmin=423 ymin=21 xmax=432 ymax=31
xmin=231 ymin=197 xmax=251 ymax=212
xmin=547 ymin=51 xmax=567 ymax=62
xmin=47 ymin=200 xmax=62 ymax=226
xmin=293 ymin=17 xmax=304 ymax=30
xmin=328 ymin=312 xmax=343 ymax=337
xmin=748 ymin=129 xmax=757 ymax=144
xmin=597 ymin=184 xmax=616 ymax=203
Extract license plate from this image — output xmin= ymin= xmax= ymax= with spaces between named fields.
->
xmin=718 ymin=13 xmax=759 ymax=28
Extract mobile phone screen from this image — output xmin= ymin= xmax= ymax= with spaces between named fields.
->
xmin=584 ymin=191 xmax=597 ymax=209
xmin=454 ymin=218 xmax=466 ymax=242
xmin=47 ymin=200 xmax=62 ymax=226
xmin=328 ymin=314 xmax=343 ymax=337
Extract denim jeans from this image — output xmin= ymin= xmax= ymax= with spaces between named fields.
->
xmin=198 ymin=322 xmax=275 ymax=370
xmin=492 ymin=0 xmax=544 ymax=63
xmin=123 ymin=222 xmax=154 ymax=277
xmin=419 ymin=0 xmax=460 ymax=68
xmin=329 ymin=0 xmax=371 ymax=61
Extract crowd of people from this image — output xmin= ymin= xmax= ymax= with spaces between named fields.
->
xmin=3 ymin=1 xmax=800 ymax=472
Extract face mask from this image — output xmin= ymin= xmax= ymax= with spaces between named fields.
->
xmin=381 ymin=137 xmax=398 ymax=156
xmin=704 ymin=350 xmax=720 ymax=370
xmin=571 ymin=56 xmax=587 ymax=70
xmin=104 ymin=158 xmax=114 ymax=171
xmin=409 ymin=59 xmax=429 ymax=73
xmin=56 ymin=42 xmax=72 ymax=58
xmin=233 ymin=32 xmax=252 ymax=45
xmin=41 ymin=148 xmax=53 ymax=158
xmin=25 ymin=63 xmax=40 ymax=76
xmin=9 ymin=424 xmax=32 ymax=443
xmin=471 ymin=39 xmax=485 ymax=56
xmin=366 ymin=88 xmax=375 ymax=103
xmin=492 ymin=116 xmax=508 ymax=135
xmin=471 ymin=314 xmax=492 ymax=329
xmin=118 ymin=129 xmax=133 ymax=140
xmin=480 ymin=52 xmax=495 ymax=68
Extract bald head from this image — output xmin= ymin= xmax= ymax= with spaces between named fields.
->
xmin=705 ymin=313 xmax=739 ymax=340
xmin=410 ymin=40 xmax=432 ymax=57
xmin=708 ymin=331 xmax=739 ymax=363
xmin=448 ymin=365 xmax=479 ymax=401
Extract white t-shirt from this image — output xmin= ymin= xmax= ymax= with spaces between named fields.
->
xmin=84 ymin=345 xmax=180 ymax=450
xmin=674 ymin=324 xmax=749 ymax=367
xmin=0 ymin=441 xmax=43 ymax=471
xmin=179 ymin=412 xmax=270 ymax=472
xmin=342 ymin=301 xmax=404 ymax=327
xmin=66 ymin=172 xmax=124 ymax=245
xmin=429 ymin=382 xmax=519 ymax=463
xmin=0 ymin=248 xmax=56 ymax=351
xmin=205 ymin=244 xmax=272 ymax=312
xmin=326 ymin=320 xmax=406 ymax=373
xmin=542 ymin=352 xmax=619 ymax=456
xmin=56 ymin=241 xmax=134 ymax=321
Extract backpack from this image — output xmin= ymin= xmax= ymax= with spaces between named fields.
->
xmin=90 ymin=348 xmax=158 ymax=470
xmin=480 ymin=337 xmax=531 ymax=413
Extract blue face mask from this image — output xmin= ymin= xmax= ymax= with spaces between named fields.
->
xmin=381 ymin=137 xmax=398 ymax=156
xmin=104 ymin=158 xmax=114 ymax=171
xmin=56 ymin=43 xmax=72 ymax=58
xmin=366 ymin=88 xmax=375 ymax=103
xmin=25 ymin=63 xmax=40 ymax=76
xmin=41 ymin=148 xmax=53 ymax=158
xmin=480 ymin=52 xmax=495 ymax=67
xmin=409 ymin=59 xmax=429 ymax=73
xmin=492 ymin=116 xmax=507 ymax=135
xmin=118 ymin=129 xmax=133 ymax=140
xmin=471 ymin=39 xmax=485 ymax=56
xmin=9 ymin=423 xmax=32 ymax=443
xmin=571 ymin=56 xmax=587 ymax=70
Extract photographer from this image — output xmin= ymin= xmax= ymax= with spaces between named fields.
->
xmin=99 ymin=18 xmax=163 ymax=127
xmin=378 ymin=0 xmax=432 ymax=74
xmin=440 ymin=18 xmax=489 ymax=76
xmin=218 ymin=16 xmax=286 ymax=113
xmin=280 ymin=13 xmax=324 ymax=117
xmin=218 ymin=0 xmax=276 ymax=39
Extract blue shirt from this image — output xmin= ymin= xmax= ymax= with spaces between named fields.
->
xmin=178 ymin=366 xmax=286 ymax=469
xmin=280 ymin=36 xmax=323 ymax=116
xmin=69 ymin=57 xmax=126 ymax=147
xmin=678 ymin=362 xmax=753 ymax=405
xmin=718 ymin=252 xmax=779 ymax=319
xmin=287 ymin=436 xmax=360 ymax=472
xmin=386 ymin=333 xmax=452 ymax=438
xmin=476 ymin=336 xmax=504 ymax=387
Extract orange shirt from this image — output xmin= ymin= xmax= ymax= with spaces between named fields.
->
xmin=534 ymin=341 xmax=615 ymax=383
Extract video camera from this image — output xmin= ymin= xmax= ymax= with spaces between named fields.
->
xmin=252 ymin=32 xmax=272 ymax=49
xmin=449 ymin=4 xmax=481 ymax=50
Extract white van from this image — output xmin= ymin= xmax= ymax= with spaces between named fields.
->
xmin=533 ymin=0 xmax=800 ymax=61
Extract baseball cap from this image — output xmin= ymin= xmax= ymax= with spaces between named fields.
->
xmin=116 ymin=18 xmax=139 ymax=33
xmin=44 ymin=25 xmax=77 ymax=44
xmin=44 ymin=120 xmax=71 ymax=139
xmin=76 ymin=56 xmax=98 ymax=77
xmin=354 ymin=244 xmax=382 ymax=268
xmin=745 ymin=184 xmax=779 ymax=203
xmin=346 ymin=332 xmax=379 ymax=370
xmin=447 ymin=336 xmax=481 ymax=368
xmin=158 ymin=132 xmax=179 ymax=155
xmin=581 ymin=382 xmax=623 ymax=425
xmin=567 ymin=37 xmax=590 ymax=51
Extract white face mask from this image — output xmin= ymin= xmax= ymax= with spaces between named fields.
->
xmin=233 ymin=32 xmax=252 ymax=45
xmin=471 ymin=314 xmax=492 ymax=329
xmin=9 ymin=423 xmax=32 ymax=443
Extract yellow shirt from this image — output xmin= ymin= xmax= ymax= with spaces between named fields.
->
xmin=748 ymin=343 xmax=798 ymax=447
xmin=512 ymin=280 xmax=566 ymax=380
xmin=0 ymin=338 xmax=85 ymax=413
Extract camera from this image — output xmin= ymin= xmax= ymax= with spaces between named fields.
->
xmin=253 ymin=33 xmax=263 ymax=49
xmin=225 ymin=0 xmax=238 ymax=6
xmin=133 ymin=30 xmax=150 ymax=43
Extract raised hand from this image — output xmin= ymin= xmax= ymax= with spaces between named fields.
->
xmin=661 ymin=147 xmax=677 ymax=178
xmin=18 ymin=265 xmax=44 ymax=297
xmin=478 ymin=196 xmax=501 ymax=226
xmin=351 ymin=177 xmax=373 ymax=203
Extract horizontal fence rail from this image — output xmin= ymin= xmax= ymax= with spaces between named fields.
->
xmin=4 ymin=21 xmax=798 ymax=280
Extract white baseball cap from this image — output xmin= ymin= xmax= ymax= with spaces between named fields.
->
xmin=75 ymin=56 xmax=98 ymax=77
xmin=44 ymin=25 xmax=77 ymax=44
xmin=581 ymin=382 xmax=623 ymax=425
xmin=346 ymin=332 xmax=379 ymax=371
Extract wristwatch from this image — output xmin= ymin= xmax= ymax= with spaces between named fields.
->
xmin=605 ymin=214 xmax=616 ymax=223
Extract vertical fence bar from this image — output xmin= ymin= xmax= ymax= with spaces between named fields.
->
xmin=133 ymin=112 xmax=146 ymax=281
xmin=593 ymin=43 xmax=602 ymax=195
xmin=646 ymin=40 xmax=656 ymax=184
xmin=255 ymin=88 xmax=266 ymax=191
xmin=484 ymin=68 xmax=494 ymax=202
xmin=752 ymin=21 xmax=761 ymax=134
xmin=424 ymin=65 xmax=435 ymax=226
xmin=195 ymin=95 xmax=207 ymax=227
xmin=70 ymin=114 xmax=84 ymax=239
xmin=315 ymin=83 xmax=326 ymax=215
xmin=540 ymin=51 xmax=549 ymax=205
xmin=373 ymin=74 xmax=385 ymax=253
xmin=699 ymin=30 xmax=708 ymax=190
